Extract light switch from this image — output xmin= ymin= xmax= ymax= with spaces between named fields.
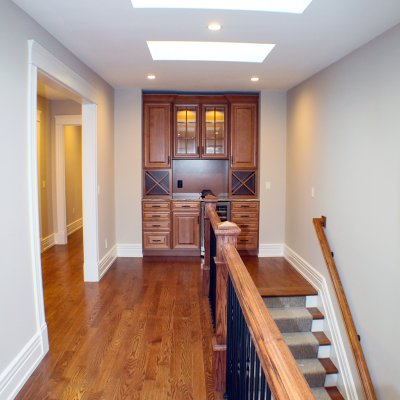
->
xmin=311 ymin=187 xmax=315 ymax=198
xmin=265 ymin=181 xmax=271 ymax=190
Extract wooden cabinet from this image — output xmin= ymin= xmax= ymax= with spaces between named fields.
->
xmin=143 ymin=103 xmax=171 ymax=168
xmin=174 ymin=105 xmax=199 ymax=158
xmin=172 ymin=201 xmax=200 ymax=249
xmin=230 ymin=103 xmax=258 ymax=169
xmin=231 ymin=201 xmax=259 ymax=252
xmin=142 ymin=201 xmax=171 ymax=250
xmin=202 ymin=105 xmax=228 ymax=158
xmin=173 ymin=103 xmax=228 ymax=159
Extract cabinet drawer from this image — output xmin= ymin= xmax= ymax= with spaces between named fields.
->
xmin=234 ymin=221 xmax=258 ymax=232
xmin=143 ymin=202 xmax=170 ymax=211
xmin=143 ymin=211 xmax=170 ymax=221
xmin=231 ymin=202 xmax=259 ymax=211
xmin=236 ymin=234 xmax=258 ymax=250
xmin=172 ymin=201 xmax=200 ymax=211
xmin=143 ymin=221 xmax=170 ymax=231
xmin=231 ymin=212 xmax=258 ymax=221
xmin=143 ymin=232 xmax=170 ymax=249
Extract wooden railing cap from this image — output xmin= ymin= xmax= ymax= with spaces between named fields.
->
xmin=215 ymin=221 xmax=241 ymax=235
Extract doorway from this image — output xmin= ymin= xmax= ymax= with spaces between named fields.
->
xmin=28 ymin=40 xmax=100 ymax=355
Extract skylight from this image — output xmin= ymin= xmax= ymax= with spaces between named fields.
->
xmin=147 ymin=41 xmax=275 ymax=63
xmin=132 ymin=0 xmax=313 ymax=14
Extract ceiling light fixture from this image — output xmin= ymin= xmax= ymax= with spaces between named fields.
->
xmin=208 ymin=22 xmax=222 ymax=31
xmin=147 ymin=41 xmax=275 ymax=63
xmin=147 ymin=74 xmax=156 ymax=80
xmin=251 ymin=76 xmax=259 ymax=82
xmin=131 ymin=0 xmax=313 ymax=14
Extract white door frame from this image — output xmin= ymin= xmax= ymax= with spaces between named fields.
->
xmin=28 ymin=40 xmax=100 ymax=354
xmin=54 ymin=115 xmax=82 ymax=244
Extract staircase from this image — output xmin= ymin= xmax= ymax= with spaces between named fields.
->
xmin=263 ymin=295 xmax=345 ymax=400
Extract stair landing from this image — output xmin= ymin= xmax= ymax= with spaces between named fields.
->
xmin=242 ymin=256 xmax=317 ymax=297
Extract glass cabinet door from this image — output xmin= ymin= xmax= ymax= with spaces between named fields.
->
xmin=202 ymin=105 xmax=228 ymax=158
xmin=174 ymin=105 xmax=199 ymax=158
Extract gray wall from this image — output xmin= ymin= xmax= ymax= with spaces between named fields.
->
xmin=0 ymin=0 xmax=115 ymax=386
xmin=286 ymin=24 xmax=400 ymax=398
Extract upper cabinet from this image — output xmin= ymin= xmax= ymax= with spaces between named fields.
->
xmin=173 ymin=101 xmax=228 ymax=159
xmin=174 ymin=105 xmax=200 ymax=158
xmin=202 ymin=105 xmax=228 ymax=159
xmin=230 ymin=102 xmax=258 ymax=169
xmin=143 ymin=102 xmax=171 ymax=168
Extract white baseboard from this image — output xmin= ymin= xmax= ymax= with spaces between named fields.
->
xmin=67 ymin=218 xmax=83 ymax=236
xmin=40 ymin=234 xmax=55 ymax=253
xmin=258 ymin=243 xmax=284 ymax=257
xmin=0 ymin=324 xmax=48 ymax=400
xmin=116 ymin=243 xmax=143 ymax=257
xmin=99 ymin=245 xmax=117 ymax=279
xmin=284 ymin=245 xmax=358 ymax=400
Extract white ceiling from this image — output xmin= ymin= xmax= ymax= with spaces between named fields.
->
xmin=13 ymin=0 xmax=400 ymax=91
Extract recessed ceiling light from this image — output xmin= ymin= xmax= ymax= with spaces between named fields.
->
xmin=208 ymin=22 xmax=222 ymax=31
xmin=251 ymin=76 xmax=259 ymax=82
xmin=147 ymin=74 xmax=156 ymax=80
xmin=131 ymin=0 xmax=313 ymax=14
xmin=147 ymin=41 xmax=275 ymax=63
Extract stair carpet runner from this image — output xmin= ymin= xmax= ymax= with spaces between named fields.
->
xmin=263 ymin=295 xmax=345 ymax=400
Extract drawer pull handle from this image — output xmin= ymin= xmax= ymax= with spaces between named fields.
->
xmin=152 ymin=224 xmax=161 ymax=227
xmin=182 ymin=205 xmax=191 ymax=208
xmin=240 ymin=205 xmax=250 ymax=208
xmin=241 ymin=215 xmax=250 ymax=218
xmin=240 ymin=239 xmax=249 ymax=243
xmin=152 ymin=215 xmax=161 ymax=217
xmin=241 ymin=224 xmax=249 ymax=228
xmin=152 ymin=239 xmax=162 ymax=243
xmin=151 ymin=205 xmax=161 ymax=208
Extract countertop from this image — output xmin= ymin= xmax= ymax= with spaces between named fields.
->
xmin=143 ymin=193 xmax=259 ymax=202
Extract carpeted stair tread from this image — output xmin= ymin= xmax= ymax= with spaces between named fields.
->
xmin=282 ymin=332 xmax=320 ymax=359
xmin=296 ymin=359 xmax=328 ymax=387
xmin=263 ymin=295 xmax=306 ymax=308
xmin=312 ymin=387 xmax=334 ymax=400
xmin=268 ymin=307 xmax=313 ymax=332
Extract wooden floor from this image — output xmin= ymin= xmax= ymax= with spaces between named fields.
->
xmin=17 ymin=230 xmax=315 ymax=399
xmin=243 ymin=256 xmax=317 ymax=297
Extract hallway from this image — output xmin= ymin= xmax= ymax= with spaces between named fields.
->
xmin=17 ymin=230 xmax=218 ymax=399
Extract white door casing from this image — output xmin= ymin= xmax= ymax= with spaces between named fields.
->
xmin=54 ymin=115 xmax=82 ymax=245
xmin=28 ymin=40 xmax=100 ymax=358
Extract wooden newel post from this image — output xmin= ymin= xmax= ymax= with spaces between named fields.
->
xmin=202 ymin=195 xmax=218 ymax=296
xmin=213 ymin=221 xmax=241 ymax=392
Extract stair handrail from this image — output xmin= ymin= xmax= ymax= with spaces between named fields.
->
xmin=313 ymin=216 xmax=376 ymax=400
xmin=204 ymin=195 xmax=315 ymax=398
xmin=223 ymin=242 xmax=315 ymax=399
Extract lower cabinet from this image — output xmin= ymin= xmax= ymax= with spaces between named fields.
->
xmin=172 ymin=202 xmax=200 ymax=249
xmin=231 ymin=201 xmax=259 ymax=251
xmin=142 ymin=201 xmax=171 ymax=250
xmin=142 ymin=200 xmax=200 ymax=252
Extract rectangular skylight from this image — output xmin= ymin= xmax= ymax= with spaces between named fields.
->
xmin=132 ymin=0 xmax=313 ymax=14
xmin=147 ymin=41 xmax=275 ymax=63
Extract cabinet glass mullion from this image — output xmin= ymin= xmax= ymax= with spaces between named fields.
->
xmin=174 ymin=105 xmax=199 ymax=158
xmin=202 ymin=105 xmax=227 ymax=159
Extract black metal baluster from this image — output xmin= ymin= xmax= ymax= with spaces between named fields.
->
xmin=260 ymin=372 xmax=266 ymax=400
xmin=209 ymin=225 xmax=217 ymax=328
xmin=249 ymin=343 xmax=256 ymax=400
xmin=225 ymin=277 xmax=272 ymax=400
